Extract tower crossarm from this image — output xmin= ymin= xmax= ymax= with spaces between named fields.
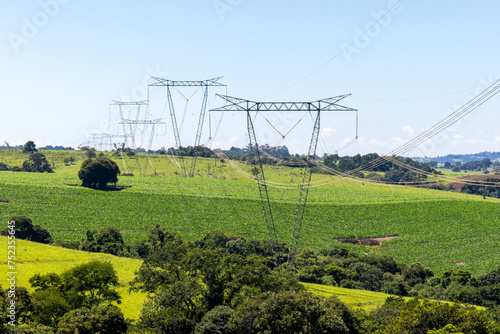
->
xmin=210 ymin=94 xmax=358 ymax=112
xmin=111 ymin=100 xmax=149 ymax=105
xmin=119 ymin=119 xmax=165 ymax=125
xmin=149 ymin=76 xmax=226 ymax=87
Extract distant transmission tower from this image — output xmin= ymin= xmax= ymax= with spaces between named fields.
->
xmin=111 ymin=100 xmax=165 ymax=176
xmin=149 ymin=77 xmax=226 ymax=177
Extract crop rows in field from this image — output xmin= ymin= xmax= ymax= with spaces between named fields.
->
xmin=0 ymin=171 xmax=499 ymax=275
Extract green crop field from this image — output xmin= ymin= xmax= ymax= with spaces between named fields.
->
xmin=1 ymin=152 xmax=499 ymax=276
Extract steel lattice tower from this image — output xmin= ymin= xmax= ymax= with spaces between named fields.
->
xmin=149 ymin=77 xmax=226 ymax=177
xmin=211 ymin=94 xmax=357 ymax=272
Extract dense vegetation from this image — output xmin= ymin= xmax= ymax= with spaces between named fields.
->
xmin=74 ymin=226 xmax=500 ymax=309
xmin=0 ymin=216 xmax=52 ymax=244
xmin=3 ymin=227 xmax=500 ymax=333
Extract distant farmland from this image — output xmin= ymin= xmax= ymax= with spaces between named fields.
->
xmin=1 ymin=156 xmax=499 ymax=276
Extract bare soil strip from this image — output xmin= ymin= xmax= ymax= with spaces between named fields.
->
xmin=334 ymin=236 xmax=399 ymax=248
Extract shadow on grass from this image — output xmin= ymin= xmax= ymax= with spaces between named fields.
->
xmin=67 ymin=184 xmax=132 ymax=191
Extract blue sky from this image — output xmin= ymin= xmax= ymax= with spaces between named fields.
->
xmin=1 ymin=0 xmax=500 ymax=157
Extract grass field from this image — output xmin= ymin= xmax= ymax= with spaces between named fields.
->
xmin=0 ymin=236 xmax=145 ymax=320
xmin=2 ymin=149 xmax=500 ymax=276
xmin=1 ymin=158 xmax=499 ymax=276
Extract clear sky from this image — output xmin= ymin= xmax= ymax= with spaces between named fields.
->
xmin=1 ymin=0 xmax=500 ymax=157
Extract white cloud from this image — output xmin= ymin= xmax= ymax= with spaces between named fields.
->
xmin=402 ymin=125 xmax=414 ymax=136
xmin=320 ymin=126 xmax=336 ymax=138
xmin=390 ymin=137 xmax=407 ymax=146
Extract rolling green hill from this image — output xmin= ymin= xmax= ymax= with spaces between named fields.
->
xmin=0 ymin=236 xmax=415 ymax=320
xmin=1 ymin=162 xmax=499 ymax=276
xmin=0 ymin=236 xmax=145 ymax=320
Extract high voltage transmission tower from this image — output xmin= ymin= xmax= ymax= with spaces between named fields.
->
xmin=211 ymin=94 xmax=357 ymax=272
xmin=149 ymin=76 xmax=226 ymax=177
xmin=111 ymin=100 xmax=165 ymax=176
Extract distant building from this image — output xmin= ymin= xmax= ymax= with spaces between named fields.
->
xmin=42 ymin=145 xmax=74 ymax=150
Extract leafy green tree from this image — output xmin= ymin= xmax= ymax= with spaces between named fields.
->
xmin=195 ymin=305 xmax=233 ymax=334
xmin=22 ymin=152 xmax=53 ymax=173
xmin=63 ymin=156 xmax=75 ymax=165
xmin=132 ymin=230 xmax=303 ymax=333
xmin=5 ymin=287 xmax=33 ymax=325
xmin=137 ymin=306 xmax=195 ymax=334
xmin=22 ymin=141 xmax=37 ymax=154
xmin=427 ymin=324 xmax=465 ymax=333
xmin=4 ymin=323 xmax=55 ymax=333
xmin=61 ymin=260 xmax=120 ymax=308
xmin=79 ymin=226 xmax=128 ymax=256
xmin=31 ymin=288 xmax=70 ymax=327
xmin=78 ymin=156 xmax=120 ymax=189
xmin=402 ymin=263 xmax=434 ymax=287
xmin=56 ymin=305 xmax=127 ymax=334
xmin=86 ymin=147 xmax=97 ymax=158
xmin=0 ymin=284 xmax=6 ymax=327
xmin=228 ymin=291 xmax=359 ymax=334
xmin=381 ymin=299 xmax=499 ymax=334
xmin=3 ymin=216 xmax=53 ymax=244
xmin=31 ymin=260 xmax=120 ymax=310
xmin=129 ymin=224 xmax=180 ymax=259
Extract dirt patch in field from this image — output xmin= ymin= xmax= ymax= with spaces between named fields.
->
xmin=0 ymin=201 xmax=9 ymax=204
xmin=456 ymin=261 xmax=466 ymax=266
xmin=334 ymin=236 xmax=399 ymax=248
xmin=451 ymin=174 xmax=500 ymax=191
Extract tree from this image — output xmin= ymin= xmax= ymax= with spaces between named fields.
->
xmin=228 ymin=291 xmax=359 ymax=334
xmin=195 ymin=305 xmax=234 ymax=334
xmin=31 ymin=288 xmax=70 ymax=327
xmin=2 ymin=216 xmax=53 ymax=244
xmin=79 ymin=226 xmax=128 ymax=256
xmin=31 ymin=261 xmax=121 ymax=309
xmin=380 ymin=299 xmax=499 ymax=333
xmin=63 ymin=156 xmax=76 ymax=165
xmin=22 ymin=140 xmax=37 ymax=153
xmin=137 ymin=306 xmax=195 ymax=334
xmin=78 ymin=157 xmax=120 ymax=189
xmin=61 ymin=260 xmax=120 ymax=308
xmin=56 ymin=305 xmax=127 ymax=334
xmin=85 ymin=147 xmax=97 ymax=158
xmin=22 ymin=152 xmax=53 ymax=173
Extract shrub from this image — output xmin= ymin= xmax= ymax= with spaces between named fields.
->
xmin=78 ymin=157 xmax=120 ymax=189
